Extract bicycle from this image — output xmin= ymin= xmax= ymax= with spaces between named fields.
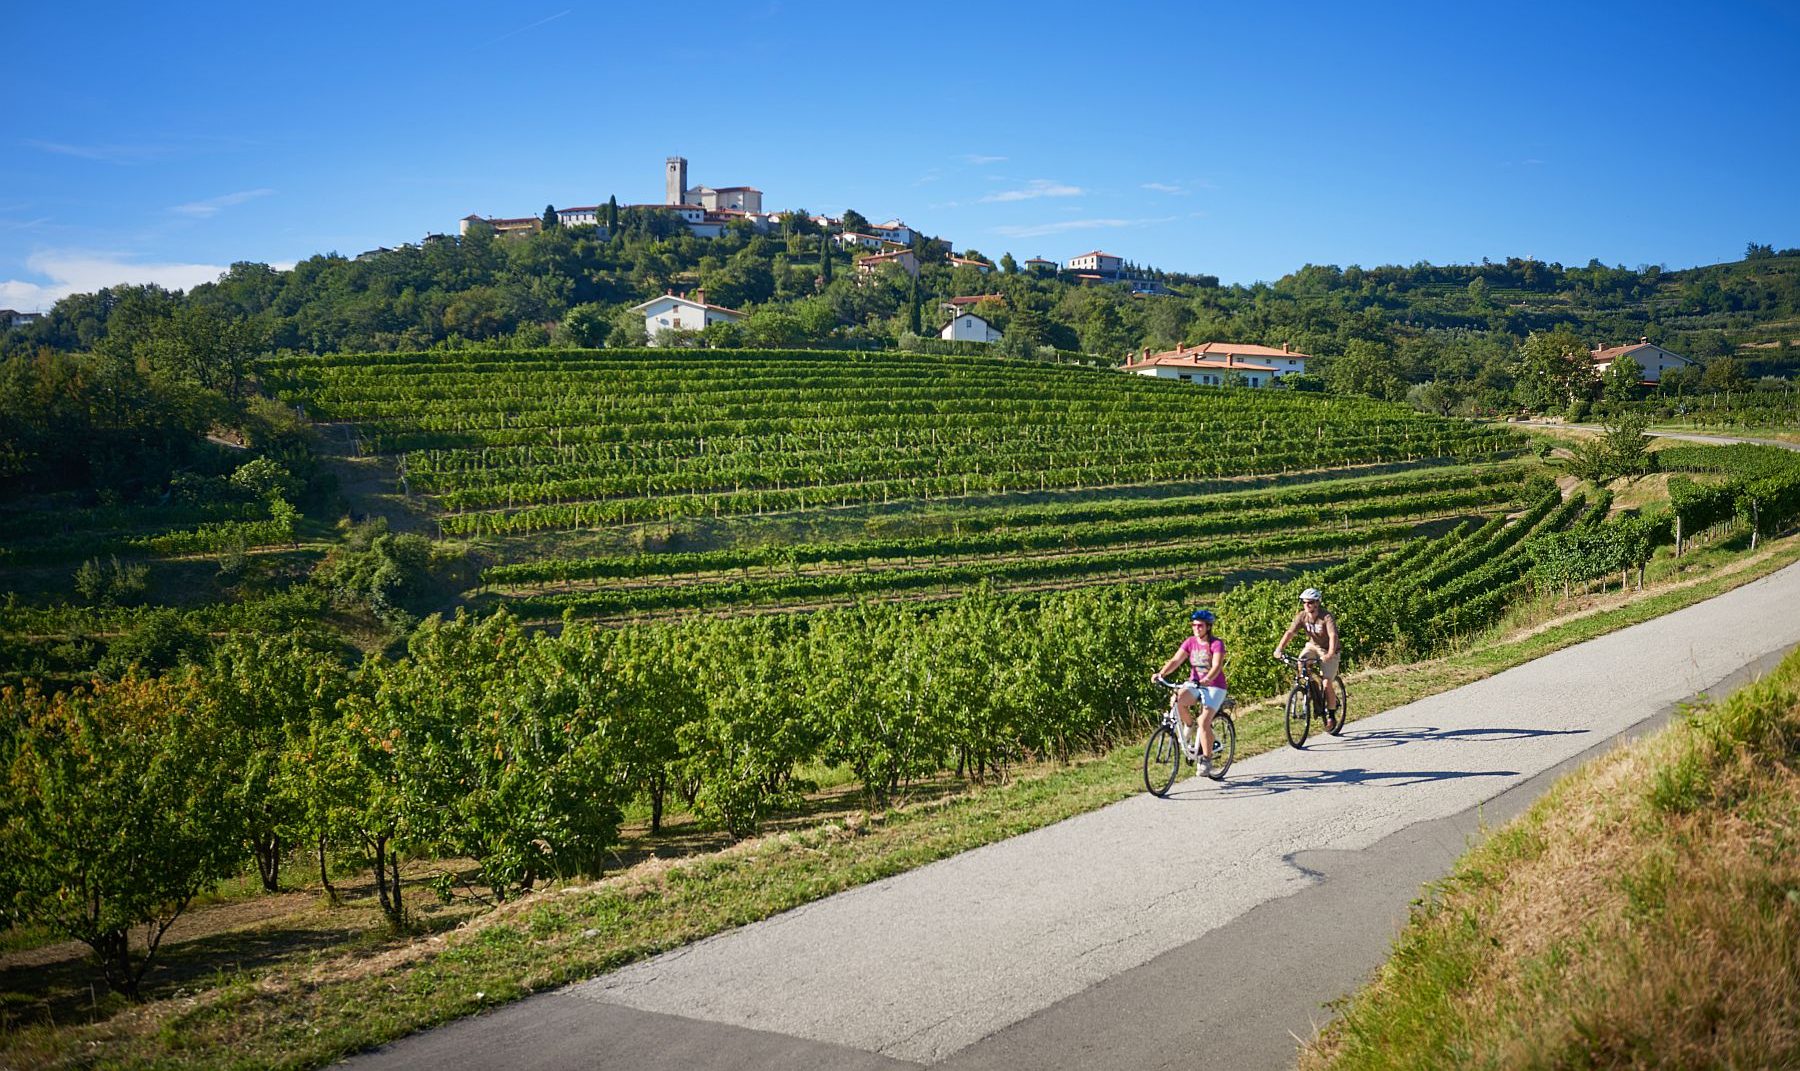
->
xmin=1144 ymin=677 xmax=1236 ymax=795
xmin=1277 ymin=653 xmax=1348 ymax=748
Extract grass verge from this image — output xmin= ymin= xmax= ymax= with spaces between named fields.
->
xmin=1298 ymin=642 xmax=1800 ymax=1069
xmin=7 ymin=536 xmax=1800 ymax=1069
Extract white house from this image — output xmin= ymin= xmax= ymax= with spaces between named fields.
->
xmin=834 ymin=231 xmax=905 ymax=252
xmin=630 ymin=291 xmax=745 ymax=341
xmin=1066 ymin=250 xmax=1125 ymax=277
xmin=1120 ymin=342 xmax=1315 ymax=388
xmin=869 ymin=219 xmax=915 ymax=246
xmin=684 ymin=185 xmax=764 ymax=213
xmin=1591 ymin=337 xmax=1695 ymax=383
xmin=941 ymin=313 xmax=1002 ymax=344
xmin=948 ymin=256 xmax=993 ymax=274
xmin=1024 ymin=256 xmax=1058 ymax=274
xmin=856 ymin=248 xmax=920 ymax=279
xmin=554 ymin=205 xmax=603 ymax=227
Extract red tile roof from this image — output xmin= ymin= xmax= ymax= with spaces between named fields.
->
xmin=1070 ymin=250 xmax=1123 ymax=260
xmin=1121 ymin=354 xmax=1279 ymax=373
xmin=1590 ymin=339 xmax=1689 ymax=365
xmin=629 ymin=294 xmax=745 ymax=316
xmin=945 ymin=294 xmax=1003 ymax=305
xmin=1120 ymin=342 xmax=1311 ymax=371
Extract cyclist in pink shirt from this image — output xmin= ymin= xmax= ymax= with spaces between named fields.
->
xmin=1155 ymin=609 xmax=1229 ymax=761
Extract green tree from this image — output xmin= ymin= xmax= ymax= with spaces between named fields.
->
xmin=141 ymin=305 xmax=266 ymax=399
xmin=201 ymin=635 xmax=347 ymax=892
xmin=1 ymin=674 xmax=245 ymax=999
xmin=907 ymin=276 xmax=923 ymax=336
xmin=1000 ymin=252 xmax=1018 ymax=274
xmin=1407 ymin=379 xmax=1463 ymax=416
xmin=1602 ymin=354 xmax=1644 ymax=402
xmin=1702 ymin=355 xmax=1747 ymax=391
xmin=559 ymin=303 xmax=612 ymax=347
xmin=819 ymin=236 xmax=834 ymax=285
xmin=1326 ymin=340 xmax=1404 ymax=400
xmin=542 ymin=204 xmax=559 ymax=229
xmin=606 ymin=195 xmax=619 ymax=233
xmin=841 ymin=209 xmax=870 ymax=235
xmin=1514 ymin=327 xmax=1597 ymax=411
xmin=1601 ymin=412 xmax=1651 ymax=477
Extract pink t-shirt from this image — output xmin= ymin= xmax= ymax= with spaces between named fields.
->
xmin=1178 ymin=636 xmax=1226 ymax=688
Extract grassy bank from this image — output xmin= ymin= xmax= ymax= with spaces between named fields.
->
xmin=1300 ymin=646 xmax=1800 ymax=1069
xmin=7 ymin=536 xmax=1800 ymax=1069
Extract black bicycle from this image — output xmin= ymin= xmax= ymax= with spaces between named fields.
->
xmin=1277 ymin=653 xmax=1348 ymax=748
xmin=1144 ymin=677 xmax=1237 ymax=795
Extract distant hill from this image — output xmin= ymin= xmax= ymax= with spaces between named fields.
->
xmin=4 ymin=216 xmax=1796 ymax=392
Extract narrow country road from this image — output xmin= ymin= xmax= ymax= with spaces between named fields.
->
xmin=343 ymin=560 xmax=1800 ymax=1071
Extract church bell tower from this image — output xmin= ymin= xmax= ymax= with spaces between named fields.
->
xmin=666 ymin=156 xmax=688 ymax=206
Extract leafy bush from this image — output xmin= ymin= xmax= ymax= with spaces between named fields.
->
xmin=96 ymin=609 xmax=211 ymax=678
xmin=312 ymin=519 xmax=434 ymax=623
xmin=73 ymin=555 xmax=149 ymax=605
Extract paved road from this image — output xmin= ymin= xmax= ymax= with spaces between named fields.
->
xmin=344 ymin=560 xmax=1800 ymax=1071
xmin=1516 ymin=420 xmax=1800 ymax=452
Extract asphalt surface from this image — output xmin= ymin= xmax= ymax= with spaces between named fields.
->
xmin=343 ymin=559 xmax=1800 ymax=1071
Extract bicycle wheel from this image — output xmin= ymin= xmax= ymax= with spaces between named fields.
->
xmin=1205 ymin=713 xmax=1236 ymax=780
xmin=1285 ymin=686 xmax=1312 ymax=749
xmin=1143 ymin=725 xmax=1182 ymax=797
xmin=1326 ymin=678 xmax=1349 ymax=736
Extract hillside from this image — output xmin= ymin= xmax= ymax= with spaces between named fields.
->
xmin=5 ymin=216 xmax=1799 ymax=403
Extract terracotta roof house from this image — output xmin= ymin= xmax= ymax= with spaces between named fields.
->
xmin=1120 ymin=342 xmax=1313 ymax=388
xmin=1590 ymin=337 xmax=1695 ymax=383
xmin=855 ymin=248 xmax=921 ymax=279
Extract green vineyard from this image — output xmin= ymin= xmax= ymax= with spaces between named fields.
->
xmin=261 ymin=349 xmax=1520 ymax=533
xmin=260 ymin=348 xmax=1532 ymax=619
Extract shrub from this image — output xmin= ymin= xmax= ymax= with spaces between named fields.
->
xmin=74 ymin=555 xmax=150 ymax=605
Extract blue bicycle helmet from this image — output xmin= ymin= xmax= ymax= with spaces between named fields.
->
xmin=1189 ymin=608 xmax=1216 ymax=624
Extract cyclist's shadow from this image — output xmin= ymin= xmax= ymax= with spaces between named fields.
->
xmin=1302 ymin=725 xmax=1591 ymax=753
xmin=1171 ymin=765 xmax=1519 ymax=799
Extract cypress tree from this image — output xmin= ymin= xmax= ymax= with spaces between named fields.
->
xmin=908 ymin=276 xmax=923 ymax=335
xmin=606 ymin=195 xmax=619 ymax=234
xmin=542 ymin=204 xmax=559 ymax=229
xmin=820 ymin=236 xmax=833 ymax=284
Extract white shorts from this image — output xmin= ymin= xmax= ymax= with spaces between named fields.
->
xmin=1180 ymin=682 xmax=1228 ymax=712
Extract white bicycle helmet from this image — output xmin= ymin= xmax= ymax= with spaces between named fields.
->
xmin=1300 ymin=588 xmax=1323 ymax=602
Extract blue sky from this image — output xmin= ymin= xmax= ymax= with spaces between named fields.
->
xmin=4 ymin=0 xmax=1799 ymax=310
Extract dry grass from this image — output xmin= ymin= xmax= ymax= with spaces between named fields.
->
xmin=1301 ymin=652 xmax=1800 ymax=1070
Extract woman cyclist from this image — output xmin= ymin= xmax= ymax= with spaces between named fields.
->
xmin=1273 ymin=587 xmax=1341 ymax=717
xmin=1155 ymin=609 xmax=1229 ymax=761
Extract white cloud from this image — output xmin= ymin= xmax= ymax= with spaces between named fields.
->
xmin=1141 ymin=182 xmax=1185 ymax=194
xmin=963 ymin=154 xmax=1007 ymax=165
xmin=980 ymin=179 xmax=1084 ymax=203
xmin=0 ymin=250 xmax=230 ymax=310
xmin=170 ymin=188 xmax=276 ymax=218
xmin=990 ymin=218 xmax=1147 ymax=239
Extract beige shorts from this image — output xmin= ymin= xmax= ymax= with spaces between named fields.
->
xmin=1301 ymin=642 xmax=1340 ymax=679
